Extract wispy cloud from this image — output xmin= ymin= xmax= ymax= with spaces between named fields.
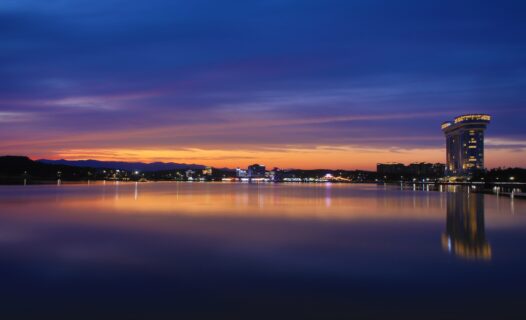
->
xmin=0 ymin=112 xmax=36 ymax=123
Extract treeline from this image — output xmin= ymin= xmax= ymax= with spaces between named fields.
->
xmin=0 ymin=156 xmax=234 ymax=184
xmin=471 ymin=168 xmax=526 ymax=182
xmin=0 ymin=156 xmax=108 ymax=184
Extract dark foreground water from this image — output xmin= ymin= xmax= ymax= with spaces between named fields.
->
xmin=0 ymin=182 xmax=525 ymax=319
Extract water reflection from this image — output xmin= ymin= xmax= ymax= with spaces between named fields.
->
xmin=1 ymin=183 xmax=526 ymax=318
xmin=442 ymin=190 xmax=491 ymax=260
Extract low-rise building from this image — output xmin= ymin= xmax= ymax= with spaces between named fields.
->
xmin=247 ymin=164 xmax=266 ymax=178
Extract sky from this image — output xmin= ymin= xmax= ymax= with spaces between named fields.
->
xmin=1 ymin=0 xmax=525 ymax=170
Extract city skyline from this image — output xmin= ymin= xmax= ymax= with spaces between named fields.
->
xmin=2 ymin=1 xmax=526 ymax=170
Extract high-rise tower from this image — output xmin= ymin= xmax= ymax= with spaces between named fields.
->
xmin=441 ymin=114 xmax=490 ymax=177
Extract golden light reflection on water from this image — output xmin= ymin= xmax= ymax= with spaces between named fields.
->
xmin=2 ymin=182 xmax=524 ymax=223
xmin=47 ymin=182 xmax=451 ymax=220
xmin=1 ymin=182 xmax=525 ymax=266
xmin=1 ymin=184 xmax=526 ymax=317
xmin=442 ymin=191 xmax=492 ymax=260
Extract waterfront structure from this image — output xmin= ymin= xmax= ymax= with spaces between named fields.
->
xmin=247 ymin=164 xmax=266 ymax=178
xmin=202 ymin=166 xmax=213 ymax=176
xmin=441 ymin=114 xmax=491 ymax=177
xmin=235 ymin=168 xmax=247 ymax=178
xmin=268 ymin=167 xmax=283 ymax=182
xmin=408 ymin=162 xmax=445 ymax=177
xmin=185 ymin=169 xmax=195 ymax=179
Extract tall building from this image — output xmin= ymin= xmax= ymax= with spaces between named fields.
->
xmin=441 ymin=114 xmax=490 ymax=177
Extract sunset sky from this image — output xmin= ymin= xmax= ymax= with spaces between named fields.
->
xmin=1 ymin=0 xmax=525 ymax=170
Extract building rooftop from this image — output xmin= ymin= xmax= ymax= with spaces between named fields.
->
xmin=442 ymin=114 xmax=491 ymax=132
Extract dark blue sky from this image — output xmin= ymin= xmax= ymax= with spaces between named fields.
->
xmin=1 ymin=0 xmax=525 ymax=168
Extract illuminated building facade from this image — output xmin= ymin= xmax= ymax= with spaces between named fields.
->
xmin=441 ymin=114 xmax=490 ymax=177
xmin=235 ymin=168 xmax=247 ymax=178
xmin=202 ymin=166 xmax=213 ymax=176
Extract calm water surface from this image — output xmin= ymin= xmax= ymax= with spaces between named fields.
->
xmin=0 ymin=182 xmax=525 ymax=319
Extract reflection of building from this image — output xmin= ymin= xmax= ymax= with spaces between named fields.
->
xmin=441 ymin=190 xmax=491 ymax=260
xmin=247 ymin=164 xmax=266 ymax=178
xmin=441 ymin=114 xmax=490 ymax=177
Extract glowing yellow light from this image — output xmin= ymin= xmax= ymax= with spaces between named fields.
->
xmin=454 ymin=114 xmax=491 ymax=124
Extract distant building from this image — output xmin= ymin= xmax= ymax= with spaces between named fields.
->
xmin=268 ymin=167 xmax=283 ymax=182
xmin=408 ymin=162 xmax=445 ymax=177
xmin=247 ymin=164 xmax=266 ymax=178
xmin=202 ymin=166 xmax=213 ymax=176
xmin=441 ymin=114 xmax=491 ymax=177
xmin=185 ymin=169 xmax=195 ymax=179
xmin=235 ymin=168 xmax=248 ymax=178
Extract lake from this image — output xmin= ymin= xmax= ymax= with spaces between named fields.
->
xmin=0 ymin=182 xmax=525 ymax=319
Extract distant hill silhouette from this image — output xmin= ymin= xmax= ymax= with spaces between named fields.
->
xmin=0 ymin=156 xmax=229 ymax=184
xmin=0 ymin=155 xmax=35 ymax=170
xmin=0 ymin=155 xmax=106 ymax=182
xmin=38 ymin=159 xmax=206 ymax=172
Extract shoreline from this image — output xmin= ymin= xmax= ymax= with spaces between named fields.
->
xmin=2 ymin=179 xmax=525 ymax=198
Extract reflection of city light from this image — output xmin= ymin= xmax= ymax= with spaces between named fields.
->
xmin=442 ymin=191 xmax=491 ymax=260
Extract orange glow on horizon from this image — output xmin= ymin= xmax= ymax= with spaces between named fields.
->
xmin=24 ymin=146 xmax=526 ymax=170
